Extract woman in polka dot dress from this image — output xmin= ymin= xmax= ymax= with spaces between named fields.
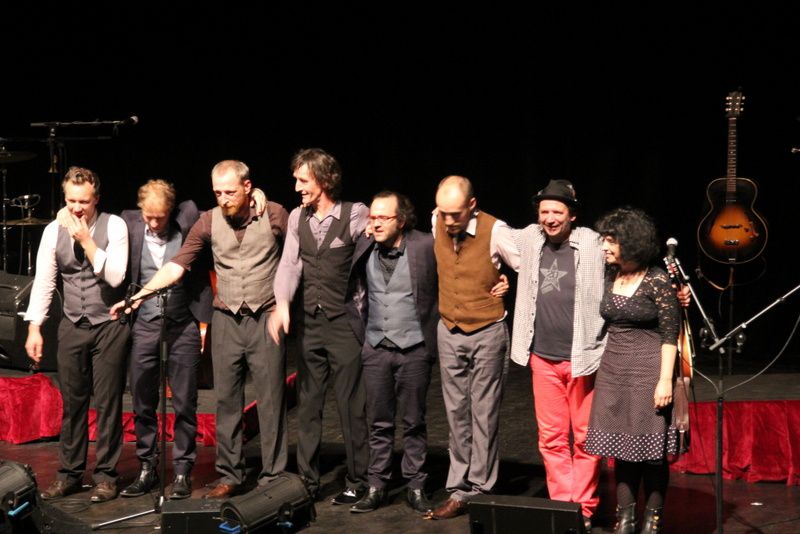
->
xmin=584 ymin=207 xmax=680 ymax=534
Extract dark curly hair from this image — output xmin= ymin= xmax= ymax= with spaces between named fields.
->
xmin=595 ymin=207 xmax=660 ymax=267
xmin=290 ymin=148 xmax=342 ymax=201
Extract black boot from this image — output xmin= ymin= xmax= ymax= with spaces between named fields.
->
xmin=349 ymin=487 xmax=387 ymax=513
xmin=120 ymin=462 xmax=158 ymax=497
xmin=612 ymin=503 xmax=636 ymax=534
xmin=640 ymin=507 xmax=663 ymax=533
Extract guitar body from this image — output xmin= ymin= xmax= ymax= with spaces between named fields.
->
xmin=698 ymin=176 xmax=768 ymax=264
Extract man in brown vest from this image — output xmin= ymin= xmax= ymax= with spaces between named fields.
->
xmin=113 ymin=160 xmax=289 ymax=499
xmin=427 ymin=175 xmax=519 ymax=520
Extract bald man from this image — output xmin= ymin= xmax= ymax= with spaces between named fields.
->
xmin=427 ymin=176 xmax=518 ymax=519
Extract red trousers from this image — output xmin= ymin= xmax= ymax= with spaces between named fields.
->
xmin=530 ymin=353 xmax=600 ymax=517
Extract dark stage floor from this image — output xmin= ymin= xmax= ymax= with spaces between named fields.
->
xmin=2 ymin=346 xmax=800 ymax=533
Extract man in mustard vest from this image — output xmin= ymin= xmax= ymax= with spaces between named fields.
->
xmin=427 ymin=175 xmax=518 ymax=519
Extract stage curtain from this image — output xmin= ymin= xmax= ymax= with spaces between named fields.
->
xmin=0 ymin=374 xmax=62 ymax=444
xmin=671 ymin=400 xmax=800 ymax=485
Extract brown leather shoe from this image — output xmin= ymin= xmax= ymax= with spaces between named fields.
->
xmin=90 ymin=481 xmax=118 ymax=503
xmin=40 ymin=479 xmax=81 ymax=500
xmin=205 ymin=483 xmax=238 ymax=499
xmin=425 ymin=498 xmax=468 ymax=520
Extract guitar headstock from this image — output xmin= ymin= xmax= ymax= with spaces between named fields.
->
xmin=725 ymin=90 xmax=745 ymax=118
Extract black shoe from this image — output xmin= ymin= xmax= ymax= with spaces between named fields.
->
xmin=120 ymin=463 xmax=158 ymax=498
xmin=168 ymin=474 xmax=192 ymax=500
xmin=406 ymin=488 xmax=432 ymax=514
xmin=350 ymin=487 xmax=387 ymax=513
xmin=331 ymin=487 xmax=365 ymax=505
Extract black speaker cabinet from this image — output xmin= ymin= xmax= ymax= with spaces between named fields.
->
xmin=469 ymin=495 xmax=585 ymax=534
xmin=0 ymin=271 xmax=61 ymax=371
xmin=161 ymin=499 xmax=222 ymax=533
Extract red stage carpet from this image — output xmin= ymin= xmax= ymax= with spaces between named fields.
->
xmin=0 ymin=372 xmax=297 ymax=446
xmin=671 ymin=400 xmax=800 ymax=485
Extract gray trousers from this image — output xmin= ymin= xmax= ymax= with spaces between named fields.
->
xmin=437 ymin=319 xmax=508 ymax=501
xmin=211 ymin=309 xmax=288 ymax=485
xmin=56 ymin=318 xmax=130 ymax=484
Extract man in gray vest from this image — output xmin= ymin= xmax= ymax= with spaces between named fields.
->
xmin=118 ymin=180 xmax=213 ymax=500
xmin=345 ymin=191 xmax=438 ymax=515
xmin=269 ymin=148 xmax=369 ymax=505
xmin=113 ymin=160 xmax=289 ymax=499
xmin=25 ymin=166 xmax=130 ymax=503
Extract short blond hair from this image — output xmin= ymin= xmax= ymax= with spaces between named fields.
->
xmin=137 ymin=179 xmax=176 ymax=212
xmin=211 ymin=160 xmax=250 ymax=183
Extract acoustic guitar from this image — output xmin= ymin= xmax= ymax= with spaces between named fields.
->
xmin=697 ymin=91 xmax=767 ymax=264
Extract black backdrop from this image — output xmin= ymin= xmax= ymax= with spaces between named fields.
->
xmin=3 ymin=5 xmax=800 ymax=371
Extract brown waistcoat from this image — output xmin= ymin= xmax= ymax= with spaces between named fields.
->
xmin=434 ymin=211 xmax=504 ymax=333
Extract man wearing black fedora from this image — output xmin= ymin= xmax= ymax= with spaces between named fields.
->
xmin=505 ymin=179 xmax=606 ymax=531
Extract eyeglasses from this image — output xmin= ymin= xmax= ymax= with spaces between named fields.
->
xmin=368 ymin=215 xmax=397 ymax=223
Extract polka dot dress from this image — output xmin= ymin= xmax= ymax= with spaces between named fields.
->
xmin=585 ymin=267 xmax=680 ymax=462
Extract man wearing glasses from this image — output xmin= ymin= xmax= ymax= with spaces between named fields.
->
xmin=345 ymin=191 xmax=438 ymax=515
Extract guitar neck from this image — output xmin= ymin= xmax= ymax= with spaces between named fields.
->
xmin=726 ymin=115 xmax=738 ymax=201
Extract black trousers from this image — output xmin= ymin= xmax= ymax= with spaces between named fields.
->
xmin=56 ymin=318 xmax=130 ymax=484
xmin=296 ymin=311 xmax=368 ymax=493
xmin=211 ymin=309 xmax=288 ymax=486
xmin=361 ymin=341 xmax=432 ymax=490
xmin=129 ymin=317 xmax=200 ymax=474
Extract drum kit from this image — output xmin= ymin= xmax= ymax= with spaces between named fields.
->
xmin=0 ymin=146 xmax=51 ymax=275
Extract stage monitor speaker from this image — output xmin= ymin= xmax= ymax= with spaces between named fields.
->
xmin=161 ymin=499 xmax=222 ymax=533
xmin=219 ymin=473 xmax=315 ymax=533
xmin=469 ymin=494 xmax=585 ymax=534
xmin=0 ymin=460 xmax=38 ymax=531
xmin=0 ymin=271 xmax=61 ymax=371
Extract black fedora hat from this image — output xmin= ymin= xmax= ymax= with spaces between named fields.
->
xmin=533 ymin=179 xmax=579 ymax=208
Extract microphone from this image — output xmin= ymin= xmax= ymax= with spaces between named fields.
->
xmin=666 ymin=237 xmax=678 ymax=259
xmin=119 ymin=283 xmax=136 ymax=325
xmin=114 ymin=116 xmax=139 ymax=127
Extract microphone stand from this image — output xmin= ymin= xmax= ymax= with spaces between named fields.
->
xmin=30 ymin=118 xmax=133 ymax=218
xmin=92 ymin=286 xmax=173 ymax=530
xmin=666 ymin=253 xmax=727 ymax=534
xmin=674 ymin=253 xmax=800 ymax=534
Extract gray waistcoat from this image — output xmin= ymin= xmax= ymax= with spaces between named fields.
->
xmin=137 ymin=228 xmax=191 ymax=322
xmin=365 ymin=248 xmax=424 ymax=349
xmin=55 ymin=212 xmax=124 ymax=325
xmin=210 ymin=207 xmax=279 ymax=314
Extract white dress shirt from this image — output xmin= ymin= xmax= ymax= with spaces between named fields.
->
xmin=24 ymin=214 xmax=129 ymax=326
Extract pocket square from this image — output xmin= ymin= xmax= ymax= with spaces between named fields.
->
xmin=329 ymin=237 xmax=346 ymax=248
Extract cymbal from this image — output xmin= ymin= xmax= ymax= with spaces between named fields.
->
xmin=5 ymin=216 xmax=51 ymax=226
xmin=0 ymin=150 xmax=36 ymax=164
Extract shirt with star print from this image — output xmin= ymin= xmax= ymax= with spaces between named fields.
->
xmin=530 ymin=240 xmax=576 ymax=361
